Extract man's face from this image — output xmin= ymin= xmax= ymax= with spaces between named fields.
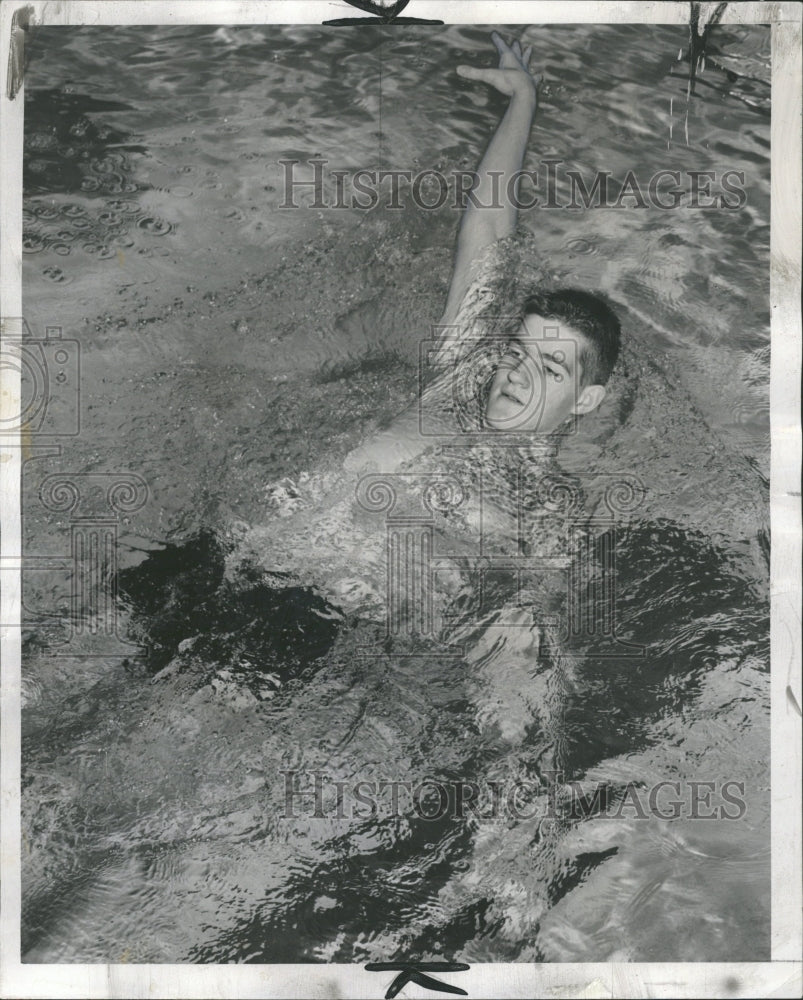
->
xmin=484 ymin=313 xmax=603 ymax=434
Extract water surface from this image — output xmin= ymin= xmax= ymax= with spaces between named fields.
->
xmin=21 ymin=22 xmax=770 ymax=963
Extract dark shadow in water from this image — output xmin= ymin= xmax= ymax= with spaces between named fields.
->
xmin=186 ymin=781 xmax=485 ymax=964
xmin=114 ymin=531 xmax=499 ymax=962
xmin=561 ymin=520 xmax=769 ymax=778
xmin=547 ymin=846 xmax=620 ymax=909
xmin=117 ymin=530 xmax=342 ymax=690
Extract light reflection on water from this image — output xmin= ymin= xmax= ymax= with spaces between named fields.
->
xmin=21 ymin=23 xmax=770 ymax=963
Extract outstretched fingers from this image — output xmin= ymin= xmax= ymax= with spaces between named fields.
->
xmin=491 ymin=31 xmax=534 ymax=71
xmin=491 ymin=30 xmax=510 ymax=56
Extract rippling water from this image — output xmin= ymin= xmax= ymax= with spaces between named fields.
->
xmin=21 ymin=22 xmax=770 ymax=963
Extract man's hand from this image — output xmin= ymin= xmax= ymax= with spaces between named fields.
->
xmin=457 ymin=31 xmax=541 ymax=99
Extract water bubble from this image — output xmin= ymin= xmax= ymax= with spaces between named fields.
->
xmin=23 ymin=233 xmax=45 ymax=254
xmin=105 ymin=199 xmax=139 ymax=214
xmin=61 ymin=203 xmax=87 ymax=218
xmin=42 ymin=265 xmax=67 ymax=282
xmin=122 ymin=182 xmax=139 ymax=193
xmin=34 ymin=204 xmax=60 ymax=220
xmin=70 ymin=217 xmax=92 ymax=230
xmin=81 ymin=177 xmax=100 ymax=192
xmin=50 ymin=242 xmax=72 ymax=256
xmin=137 ymin=216 xmax=174 ymax=236
xmin=90 ymin=152 xmax=126 ymax=174
xmin=99 ymin=173 xmax=125 ymax=191
xmin=565 ymin=238 xmax=597 ymax=255
xmin=28 ymin=132 xmax=58 ymax=152
xmin=55 ymin=229 xmax=78 ymax=243
xmin=99 ymin=211 xmax=123 ymax=226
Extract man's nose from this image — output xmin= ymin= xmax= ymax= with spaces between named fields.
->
xmin=508 ymin=355 xmax=537 ymax=385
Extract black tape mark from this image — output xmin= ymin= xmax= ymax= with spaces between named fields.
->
xmin=6 ymin=4 xmax=35 ymax=100
xmin=324 ymin=0 xmax=443 ymax=25
xmin=687 ymin=1 xmax=728 ymax=96
xmin=366 ymin=962 xmax=470 ymax=998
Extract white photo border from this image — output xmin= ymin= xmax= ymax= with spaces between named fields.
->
xmin=1 ymin=2 xmax=800 ymax=998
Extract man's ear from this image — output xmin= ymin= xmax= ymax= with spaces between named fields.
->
xmin=572 ymin=384 xmax=606 ymax=415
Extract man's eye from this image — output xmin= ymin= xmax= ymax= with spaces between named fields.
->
xmin=546 ymin=367 xmax=563 ymax=381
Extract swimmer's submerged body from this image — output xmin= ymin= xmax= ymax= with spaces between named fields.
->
xmin=235 ymin=32 xmax=626 ymax=738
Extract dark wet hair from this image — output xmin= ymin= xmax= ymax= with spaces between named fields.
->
xmin=520 ymin=288 xmax=621 ymax=386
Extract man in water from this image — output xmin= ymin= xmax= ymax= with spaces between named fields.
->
xmin=263 ymin=32 xmax=626 ymax=638
xmin=344 ymin=31 xmax=622 ymax=477
xmin=437 ymin=31 xmax=621 ymax=438
xmin=341 ymin=33 xmax=626 ymax=739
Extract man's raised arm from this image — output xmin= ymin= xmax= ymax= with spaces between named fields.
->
xmin=438 ymin=32 xmax=541 ymax=329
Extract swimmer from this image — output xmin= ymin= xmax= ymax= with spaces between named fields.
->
xmin=254 ymin=33 xmax=628 ymax=713
xmin=261 ymin=33 xmax=625 ymax=575
xmin=338 ymin=33 xmax=625 ymax=742
xmin=344 ymin=30 xmax=622 ymax=476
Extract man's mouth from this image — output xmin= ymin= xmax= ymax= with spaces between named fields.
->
xmin=500 ymin=386 xmax=524 ymax=405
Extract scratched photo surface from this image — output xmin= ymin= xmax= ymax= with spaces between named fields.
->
xmin=19 ymin=23 xmax=770 ymax=963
